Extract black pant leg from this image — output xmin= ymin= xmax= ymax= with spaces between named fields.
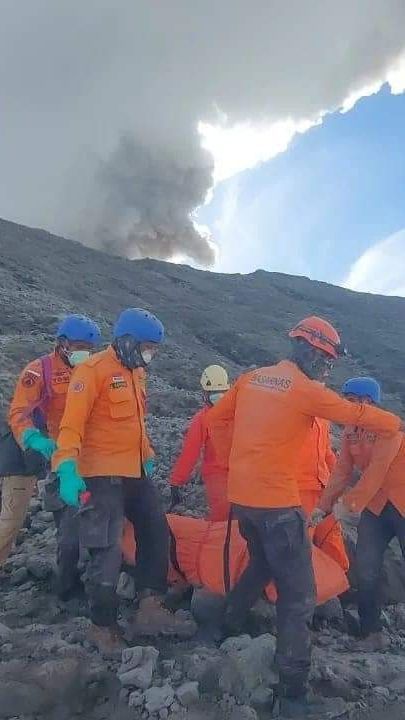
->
xmin=356 ymin=507 xmax=393 ymax=636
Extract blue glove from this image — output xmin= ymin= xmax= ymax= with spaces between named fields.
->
xmin=56 ymin=460 xmax=86 ymax=507
xmin=143 ymin=458 xmax=155 ymax=477
xmin=21 ymin=428 xmax=57 ymax=460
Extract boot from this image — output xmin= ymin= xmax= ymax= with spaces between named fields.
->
xmin=87 ymin=623 xmax=126 ymax=659
xmin=131 ymin=594 xmax=197 ymax=639
xmin=356 ymin=631 xmax=389 ymax=652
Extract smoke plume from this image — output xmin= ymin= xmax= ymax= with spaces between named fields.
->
xmin=1 ymin=1 xmax=404 ymax=263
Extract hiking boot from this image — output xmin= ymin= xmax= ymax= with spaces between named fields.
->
xmin=356 ymin=631 xmax=389 ymax=652
xmin=131 ymin=595 xmax=197 ymax=639
xmin=87 ymin=623 xmax=126 ymax=659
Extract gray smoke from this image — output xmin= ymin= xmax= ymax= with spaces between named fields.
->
xmin=1 ymin=0 xmax=405 ymax=264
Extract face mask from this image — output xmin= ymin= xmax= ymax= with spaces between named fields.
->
xmin=209 ymin=392 xmax=225 ymax=405
xmin=67 ymin=350 xmax=91 ymax=367
xmin=141 ymin=349 xmax=154 ymax=365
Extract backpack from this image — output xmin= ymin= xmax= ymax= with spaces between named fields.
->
xmin=0 ymin=355 xmax=53 ymax=477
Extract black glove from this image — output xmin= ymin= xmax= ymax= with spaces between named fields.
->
xmin=170 ymin=487 xmax=181 ymax=509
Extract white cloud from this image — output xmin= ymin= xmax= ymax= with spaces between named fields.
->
xmin=343 ymin=229 xmax=405 ymax=296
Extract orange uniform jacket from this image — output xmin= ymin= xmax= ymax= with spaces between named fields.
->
xmin=208 ymin=360 xmax=401 ymax=509
xmin=297 ymin=418 xmax=336 ymax=492
xmin=170 ymin=406 xmax=230 ymax=485
xmin=9 ymin=351 xmax=72 ymax=442
xmin=319 ymin=427 xmax=405 ymax=517
xmin=53 ymin=346 xmax=154 ymax=478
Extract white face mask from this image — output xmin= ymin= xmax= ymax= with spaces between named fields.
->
xmin=141 ymin=349 xmax=154 ymax=365
xmin=68 ymin=350 xmax=91 ymax=367
xmin=209 ymin=392 xmax=225 ymax=405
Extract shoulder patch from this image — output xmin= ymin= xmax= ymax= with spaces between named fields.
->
xmin=22 ymin=371 xmax=39 ymax=388
xmin=72 ymin=381 xmax=85 ymax=393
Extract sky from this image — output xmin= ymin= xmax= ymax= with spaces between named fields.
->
xmin=199 ymin=86 xmax=405 ymax=295
xmin=1 ymin=2 xmax=405 ymax=295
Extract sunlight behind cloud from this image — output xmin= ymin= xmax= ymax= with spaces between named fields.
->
xmin=343 ymin=229 xmax=405 ymax=297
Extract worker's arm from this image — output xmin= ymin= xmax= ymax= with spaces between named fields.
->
xmin=299 ymin=381 xmax=401 ymax=435
xmin=342 ymin=434 xmax=403 ymax=514
xmin=8 ymin=361 xmax=43 ymax=444
xmin=52 ymin=364 xmax=98 ymax=469
xmin=170 ymin=410 xmax=205 ymax=487
xmin=318 ymin=434 xmax=354 ymax=513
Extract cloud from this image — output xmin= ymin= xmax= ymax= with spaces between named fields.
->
xmin=343 ymin=229 xmax=405 ymax=296
xmin=1 ymin=1 xmax=405 ymax=263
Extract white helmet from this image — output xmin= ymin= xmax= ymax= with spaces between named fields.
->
xmin=200 ymin=365 xmax=230 ymax=392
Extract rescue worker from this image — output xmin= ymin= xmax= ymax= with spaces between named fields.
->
xmin=3 ymin=314 xmax=101 ymax=595
xmin=298 ymin=418 xmax=349 ymax=572
xmin=169 ymin=364 xmax=231 ymax=521
xmin=310 ymin=377 xmax=405 ymax=652
xmin=208 ymin=316 xmax=403 ymax=718
xmin=53 ymin=308 xmax=190 ymax=657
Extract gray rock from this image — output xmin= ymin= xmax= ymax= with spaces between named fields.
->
xmin=144 ymin=685 xmax=175 ymax=714
xmin=36 ymin=511 xmax=55 ymax=523
xmin=0 ymin=623 xmax=13 ymax=643
xmin=159 ymin=709 xmax=169 ymax=720
xmin=229 ymin=706 xmax=258 ymax=720
xmin=161 ymin=659 xmax=176 ymax=677
xmin=128 ymin=690 xmax=145 ymax=708
xmin=219 ymin=634 xmax=277 ymax=702
xmin=10 ymin=567 xmax=29 ymax=586
xmin=176 ymin=681 xmax=199 ymax=707
xmin=118 ymin=647 xmax=159 ymax=690
xmin=26 ymin=556 xmax=53 ymax=579
xmin=117 ymin=572 xmax=136 ymax=600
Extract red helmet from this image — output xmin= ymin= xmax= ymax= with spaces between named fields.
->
xmin=288 ymin=316 xmax=342 ymax=359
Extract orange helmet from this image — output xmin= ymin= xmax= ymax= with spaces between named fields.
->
xmin=288 ymin=316 xmax=342 ymax=359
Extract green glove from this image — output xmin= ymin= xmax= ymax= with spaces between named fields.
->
xmin=56 ymin=460 xmax=86 ymax=507
xmin=143 ymin=458 xmax=155 ymax=477
xmin=21 ymin=428 xmax=57 ymax=461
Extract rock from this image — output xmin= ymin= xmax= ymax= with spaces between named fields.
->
xmin=161 ymin=659 xmax=176 ymax=677
xmin=128 ymin=690 xmax=145 ymax=708
xmin=26 ymin=556 xmax=53 ymax=579
xmin=159 ymin=709 xmax=169 ymax=720
xmin=36 ymin=511 xmax=55 ymax=523
xmin=175 ymin=681 xmax=199 ymax=707
xmin=118 ymin=646 xmax=159 ymax=690
xmin=10 ymin=567 xmax=29 ymax=586
xmin=144 ymin=685 xmax=175 ymax=714
xmin=229 ymin=706 xmax=258 ymax=720
xmin=190 ymin=589 xmax=226 ymax=628
xmin=374 ymin=686 xmax=390 ymax=700
xmin=117 ymin=572 xmax=136 ymax=600
xmin=219 ymin=634 xmax=277 ymax=702
xmin=0 ymin=623 xmax=13 ymax=643
xmin=29 ymin=499 xmax=42 ymax=514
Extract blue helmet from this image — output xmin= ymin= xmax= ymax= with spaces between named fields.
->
xmin=342 ymin=377 xmax=381 ymax=404
xmin=56 ymin=314 xmax=101 ymax=346
xmin=113 ymin=308 xmax=164 ymax=343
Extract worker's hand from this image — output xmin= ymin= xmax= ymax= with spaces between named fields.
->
xmin=21 ymin=428 xmax=57 ymax=461
xmin=308 ymin=507 xmax=327 ymax=528
xmin=143 ymin=458 xmax=155 ymax=477
xmin=56 ymin=460 xmax=86 ymax=507
xmin=332 ymin=499 xmax=360 ymax=526
xmin=169 ymin=487 xmax=181 ymax=510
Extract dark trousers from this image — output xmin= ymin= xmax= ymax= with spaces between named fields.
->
xmin=225 ymin=505 xmax=316 ymax=694
xmin=80 ymin=476 xmax=169 ymax=626
xmin=53 ymin=506 xmax=81 ymax=598
xmin=357 ymin=502 xmax=405 ymax=636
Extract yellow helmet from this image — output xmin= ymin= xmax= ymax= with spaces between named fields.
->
xmin=200 ymin=365 xmax=230 ymax=392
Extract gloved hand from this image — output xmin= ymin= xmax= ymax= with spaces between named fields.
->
xmin=143 ymin=458 xmax=155 ymax=477
xmin=308 ymin=507 xmax=327 ymax=528
xmin=21 ymin=428 xmax=57 ymax=460
xmin=56 ymin=459 xmax=86 ymax=507
xmin=332 ymin=499 xmax=360 ymax=526
xmin=170 ymin=487 xmax=181 ymax=509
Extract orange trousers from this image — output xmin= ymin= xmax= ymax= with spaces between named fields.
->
xmin=300 ymin=489 xmax=349 ymax=573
